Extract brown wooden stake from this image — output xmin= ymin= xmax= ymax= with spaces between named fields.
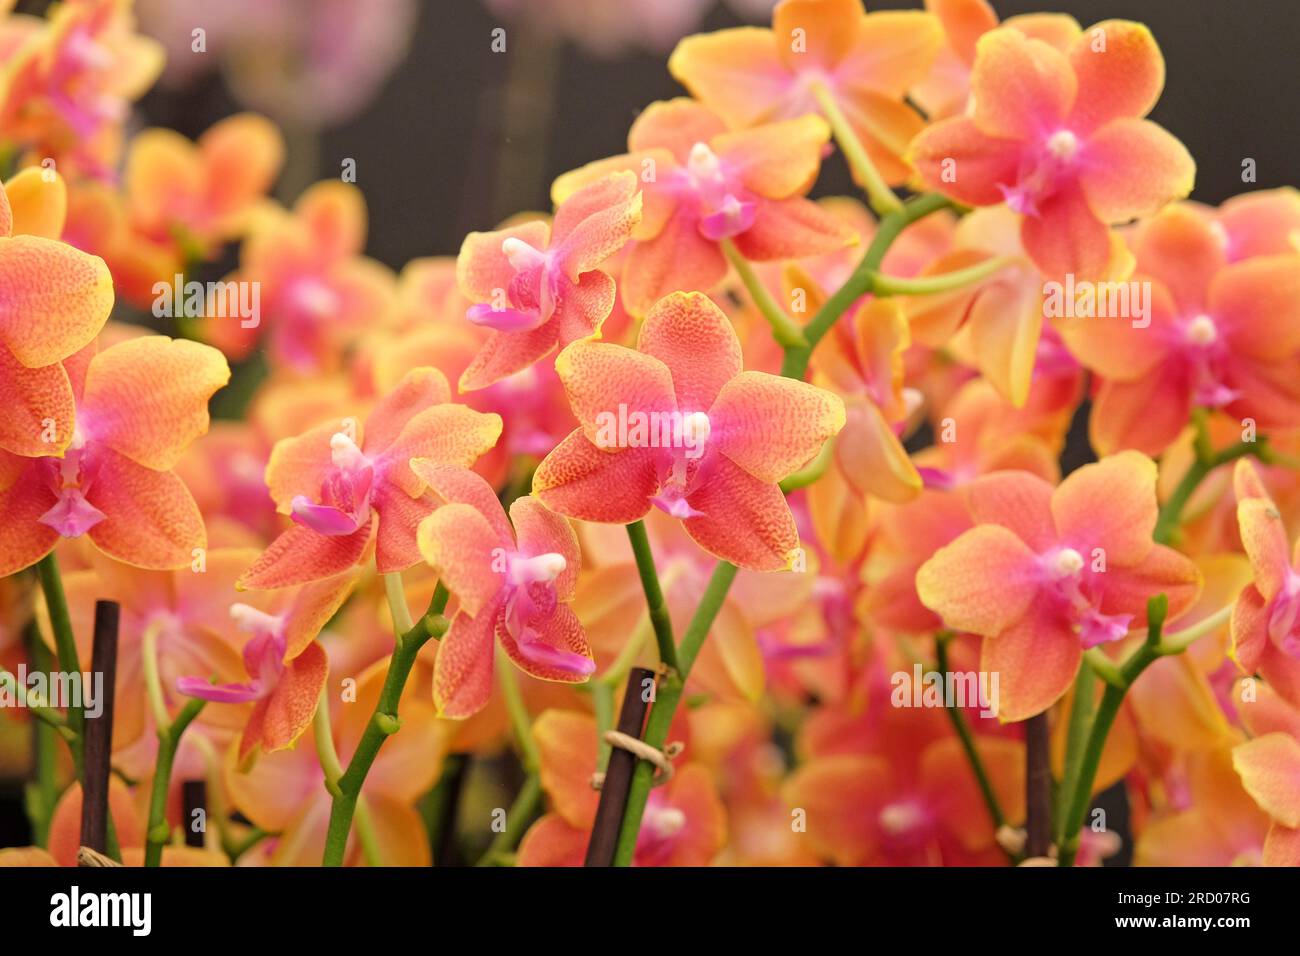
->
xmin=182 ymin=780 xmax=207 ymax=848
xmin=1024 ymin=711 xmax=1052 ymax=859
xmin=79 ymin=600 xmax=119 ymax=860
xmin=584 ymin=666 xmax=655 ymax=867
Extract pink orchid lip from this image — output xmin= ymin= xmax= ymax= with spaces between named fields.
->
xmin=39 ymin=489 xmax=106 ymax=537
xmin=175 ymin=675 xmax=264 ymax=704
xmin=466 ymin=302 xmax=547 ymax=333
xmin=290 ymin=495 xmax=365 ymax=535
xmin=512 ymin=638 xmax=596 ymax=677
xmin=698 ymin=195 xmax=757 ymax=241
xmin=916 ymin=465 xmax=955 ymax=491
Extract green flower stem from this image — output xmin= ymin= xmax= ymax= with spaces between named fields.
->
xmin=143 ymin=697 xmax=206 ymax=867
xmin=721 ymin=239 xmax=808 ymax=348
xmin=868 ymin=256 xmax=1016 ymax=297
xmin=613 ymin=560 xmax=738 ymax=866
xmin=625 ymin=520 xmax=678 ymax=673
xmin=808 ymin=80 xmax=903 ymax=217
xmin=935 ymin=637 xmax=1009 ymax=858
xmin=22 ymin=630 xmax=61 ymax=847
xmin=475 ymin=773 xmax=542 ymax=867
xmin=383 ymin=572 xmax=415 ymax=635
xmin=1057 ymin=595 xmax=1168 ymax=867
xmin=498 ymin=646 xmax=541 ymax=773
xmin=1153 ymin=421 xmax=1263 ymax=544
xmin=36 ymin=553 xmax=84 ymax=772
xmin=781 ymin=192 xmax=955 ymax=380
xmin=592 ymin=680 xmax=615 ymax=772
xmin=1055 ymin=660 xmax=1097 ymax=848
xmin=321 ymin=582 xmax=450 ymax=867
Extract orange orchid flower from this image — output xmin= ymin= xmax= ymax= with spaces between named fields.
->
xmin=911 ymin=21 xmax=1195 ymax=278
xmin=1231 ymin=684 xmax=1300 ymax=866
xmin=239 ymin=367 xmax=502 ymax=589
xmin=125 ymin=112 xmax=285 ymax=262
xmin=414 ymin=463 xmax=593 ymax=717
xmin=552 ymin=99 xmax=853 ymax=317
xmin=912 ymin=0 xmax=1081 ymax=121
xmin=1061 ymin=203 xmax=1300 ymax=456
xmin=177 ymin=574 xmax=353 ymax=764
xmin=1 ymin=335 xmax=229 ymax=575
xmin=669 ymin=0 xmax=941 ymax=187
xmin=917 ymin=453 xmax=1202 ymax=720
xmin=0 ymin=0 xmax=163 ymax=178
xmin=203 ymin=180 xmax=396 ymax=372
xmin=517 ymin=709 xmax=726 ymax=866
xmin=533 ymin=292 xmax=845 ymax=570
xmin=456 ymin=171 xmax=642 ymax=390
xmin=0 ymin=167 xmax=113 ymax=459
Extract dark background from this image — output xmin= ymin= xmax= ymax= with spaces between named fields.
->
xmin=139 ymin=0 xmax=1300 ymax=267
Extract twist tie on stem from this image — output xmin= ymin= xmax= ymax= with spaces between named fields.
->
xmin=589 ymin=733 xmax=684 ymax=790
xmin=77 ymin=846 xmax=122 ymax=868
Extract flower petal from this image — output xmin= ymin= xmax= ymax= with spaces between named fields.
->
xmin=1080 ymin=118 xmax=1195 ymax=224
xmin=1051 ymin=451 xmax=1157 ymax=564
xmin=555 ymin=338 xmax=677 ymax=441
xmin=731 ymin=196 xmax=855 ymax=262
xmin=497 ymin=603 xmax=594 ymax=684
xmin=433 ymin=597 xmax=502 ymax=718
xmin=667 ymin=28 xmax=791 ymax=129
xmin=363 ymin=366 xmax=451 ymax=454
xmin=248 ymin=641 xmax=329 ymax=759
xmin=238 ymin=522 xmax=371 ymax=589
xmin=981 ymin=593 xmax=1081 ymax=720
xmin=909 ymin=116 xmax=1022 ymax=207
xmin=80 ymin=336 xmax=230 ymax=470
xmin=917 ymin=524 xmax=1040 ymax=637
xmin=532 ymin=431 xmax=659 ymax=524
xmin=0 ymin=347 xmax=75 ymax=457
xmin=714 ymin=115 xmax=830 ymax=200
xmin=416 ymin=502 xmax=503 ymax=617
xmin=4 ymin=166 xmax=67 ymax=239
xmin=970 ymin=27 xmax=1076 ymax=140
xmin=380 ymin=404 xmax=502 ymax=498
xmin=83 ymin=450 xmax=206 ymax=569
xmin=681 ymin=454 xmax=799 ymax=571
xmin=711 ymin=371 xmax=845 ymax=484
xmin=0 ymin=235 xmax=113 ymax=367
xmin=1233 ymin=734 xmax=1300 ymax=828
xmin=1068 ymin=20 xmax=1165 ymax=133
xmin=509 ymin=496 xmax=580 ymax=601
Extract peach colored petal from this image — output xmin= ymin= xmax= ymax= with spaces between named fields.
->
xmin=1263 ymin=824 xmax=1300 ymax=867
xmin=834 ymin=399 xmax=921 ymax=503
xmin=970 ymin=27 xmax=1076 ymax=140
xmin=265 ymin=419 xmax=343 ymax=514
xmin=1051 ymin=451 xmax=1156 ymax=564
xmin=714 ymin=115 xmax=830 ymax=201
xmin=1129 ymin=205 xmax=1222 ymax=312
xmin=839 ymin=9 xmax=945 ymax=96
xmin=1021 ymin=180 xmax=1112 ymax=279
xmin=416 ymin=502 xmax=503 ymax=617
xmin=410 ymin=459 xmax=514 ymax=542
xmin=772 ymin=0 xmax=862 ymax=71
xmin=372 ymin=481 xmax=434 ymax=574
xmin=83 ymin=450 xmax=206 ymax=569
xmin=1233 ymin=734 xmax=1300 ymax=827
xmin=296 ymin=180 xmax=366 ymax=261
xmin=4 ymin=166 xmax=66 ymax=239
xmin=1068 ymin=20 xmax=1164 ymax=133
xmin=636 ymin=290 xmax=742 ymax=411
xmin=533 ymin=709 xmax=600 ymax=828
xmin=1056 ymin=278 xmax=1174 ymax=380
xmin=909 ymin=117 xmax=1021 ymax=207
xmin=667 ymin=28 xmax=791 ymax=129
xmin=620 ymin=209 xmax=727 ymax=317
xmin=966 ymin=275 xmax=1042 ymax=407
xmin=922 ymin=735 xmax=1025 ymax=850
xmin=80 ymin=337 xmax=230 ymax=470
xmin=380 ymin=404 xmax=502 ymax=498
xmin=0 ymin=235 xmax=113 ymax=367
xmin=1213 ymin=255 xmax=1300 ymax=361
xmin=1237 ymin=499 xmax=1291 ymax=602
xmin=459 ymin=325 xmax=560 ymax=392
xmin=456 ymin=221 xmax=551 ymax=302
xmin=200 ymin=113 xmax=285 ymax=233
xmin=517 ymin=814 xmax=588 ymax=867
xmin=238 ymin=522 xmax=371 ymax=590
xmin=916 ymin=524 xmax=1039 ymax=636
xmin=981 ymin=593 xmax=1081 ymax=720
xmin=551 ymin=171 xmax=641 ymax=281
xmin=433 ymin=596 xmax=502 ymax=718
xmin=711 ymin=371 xmax=845 ymax=484
xmin=628 ymin=98 xmax=727 ymax=158
xmin=1098 ymin=545 xmax=1202 ymax=623
xmin=283 ymin=573 xmax=357 ymax=658
xmin=681 ymin=454 xmax=799 ymax=571
xmin=1089 ymin=371 xmax=1190 ymax=457
xmin=0 ymin=347 xmax=74 ymax=456
xmin=246 ymin=641 xmax=328 ymax=760
xmin=1079 ymin=118 xmax=1195 ymax=224
xmin=363 ymin=366 xmax=451 ymax=454
xmin=963 ymin=470 xmax=1056 ymax=552
xmin=838 ymin=91 xmax=928 ymax=186
xmin=0 ymin=452 xmax=58 ymax=574
xmin=684 ymin=597 xmax=764 ymax=702
xmin=533 ymin=431 xmax=659 ymax=523
xmin=731 ymin=196 xmax=855 ymax=262
xmin=928 ymin=0 xmax=998 ymax=66
xmin=555 ymin=339 xmax=676 ymax=440
xmin=781 ymin=754 xmax=891 ymax=866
